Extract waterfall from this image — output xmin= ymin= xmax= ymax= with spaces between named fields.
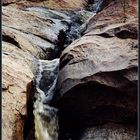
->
xmin=33 ymin=59 xmax=59 ymax=140
xmin=30 ymin=6 xmax=96 ymax=140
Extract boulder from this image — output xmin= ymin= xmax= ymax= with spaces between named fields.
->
xmin=2 ymin=4 xmax=70 ymax=140
xmin=2 ymin=6 xmax=70 ymax=46
xmin=79 ymin=123 xmax=137 ymax=140
xmin=2 ymin=0 xmax=18 ymax=5
xmin=84 ymin=0 xmax=138 ymax=35
xmin=54 ymin=0 xmax=138 ymax=139
xmin=56 ymin=34 xmax=138 ymax=138
xmin=2 ymin=41 xmax=34 ymax=140
xmin=58 ymin=36 xmax=138 ymax=96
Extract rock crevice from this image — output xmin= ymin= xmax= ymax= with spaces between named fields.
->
xmin=2 ymin=0 xmax=138 ymax=140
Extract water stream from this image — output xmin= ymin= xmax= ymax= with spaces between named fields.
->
xmin=31 ymin=2 xmax=99 ymax=140
xmin=33 ymin=59 xmax=59 ymax=140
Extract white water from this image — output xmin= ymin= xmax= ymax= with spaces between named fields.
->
xmin=31 ymin=5 xmax=97 ymax=140
xmin=33 ymin=59 xmax=59 ymax=140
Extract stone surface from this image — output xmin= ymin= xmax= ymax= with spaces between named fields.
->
xmin=58 ymin=123 xmax=137 ymax=140
xmin=84 ymin=0 xmax=138 ymax=35
xmin=79 ymin=123 xmax=137 ymax=140
xmin=2 ymin=0 xmax=87 ymax=10
xmin=2 ymin=0 xmax=138 ymax=140
xmin=54 ymin=0 xmax=138 ymax=139
xmin=2 ymin=41 xmax=34 ymax=140
xmin=2 ymin=4 xmax=71 ymax=140
xmin=33 ymin=59 xmax=59 ymax=140
xmin=56 ymin=0 xmax=138 ymax=110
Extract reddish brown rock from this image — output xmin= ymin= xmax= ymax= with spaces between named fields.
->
xmin=55 ymin=0 xmax=138 ymax=139
xmin=2 ymin=0 xmax=87 ymax=10
xmin=2 ymin=0 xmax=18 ymax=5
xmin=2 ymin=3 xmax=70 ymax=140
xmin=84 ymin=0 xmax=138 ymax=35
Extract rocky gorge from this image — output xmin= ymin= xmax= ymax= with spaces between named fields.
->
xmin=2 ymin=0 xmax=138 ymax=140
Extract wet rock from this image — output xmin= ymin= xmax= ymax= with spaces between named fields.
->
xmin=34 ymin=59 xmax=59 ymax=104
xmin=58 ymin=36 xmax=138 ymax=100
xmin=2 ymin=6 xmax=70 ymax=48
xmin=64 ymin=10 xmax=95 ymax=48
xmin=84 ymin=0 xmax=138 ymax=35
xmin=86 ymin=0 xmax=113 ymax=12
xmin=2 ymin=0 xmax=138 ymax=140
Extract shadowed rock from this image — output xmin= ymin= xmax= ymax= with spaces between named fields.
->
xmin=54 ymin=0 xmax=138 ymax=139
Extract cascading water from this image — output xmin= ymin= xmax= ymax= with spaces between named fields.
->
xmin=29 ymin=4 xmax=97 ymax=140
xmin=33 ymin=59 xmax=59 ymax=140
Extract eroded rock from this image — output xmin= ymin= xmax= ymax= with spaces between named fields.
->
xmin=54 ymin=0 xmax=138 ymax=139
xmin=2 ymin=41 xmax=34 ymax=140
xmin=3 ymin=0 xmax=87 ymax=10
xmin=79 ymin=123 xmax=137 ymax=140
xmin=2 ymin=4 xmax=72 ymax=140
xmin=2 ymin=0 xmax=138 ymax=140
xmin=2 ymin=6 xmax=69 ymax=46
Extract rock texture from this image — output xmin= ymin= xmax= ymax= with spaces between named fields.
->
xmin=2 ymin=0 xmax=138 ymax=140
xmin=2 ymin=0 xmax=87 ymax=10
xmin=2 ymin=6 xmax=70 ymax=55
xmin=58 ymin=123 xmax=137 ymax=140
xmin=54 ymin=0 xmax=138 ymax=139
xmin=2 ymin=4 xmax=70 ymax=140
xmin=2 ymin=41 xmax=34 ymax=140
xmin=95 ymin=0 xmax=114 ymax=12
xmin=79 ymin=123 xmax=137 ymax=140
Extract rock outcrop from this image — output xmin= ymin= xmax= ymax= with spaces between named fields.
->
xmin=2 ymin=4 xmax=71 ymax=140
xmin=79 ymin=123 xmax=137 ymax=140
xmin=2 ymin=0 xmax=138 ymax=140
xmin=54 ymin=0 xmax=138 ymax=139
xmin=2 ymin=41 xmax=33 ymax=140
xmin=2 ymin=0 xmax=87 ymax=10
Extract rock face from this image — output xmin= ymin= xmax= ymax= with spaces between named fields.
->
xmin=2 ymin=0 xmax=87 ymax=10
xmin=2 ymin=0 xmax=138 ymax=140
xmin=2 ymin=1 xmax=96 ymax=138
xmin=2 ymin=5 xmax=71 ymax=58
xmin=2 ymin=4 xmax=71 ymax=140
xmin=2 ymin=41 xmax=34 ymax=140
xmin=79 ymin=123 xmax=137 ymax=140
xmin=54 ymin=0 xmax=138 ymax=139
